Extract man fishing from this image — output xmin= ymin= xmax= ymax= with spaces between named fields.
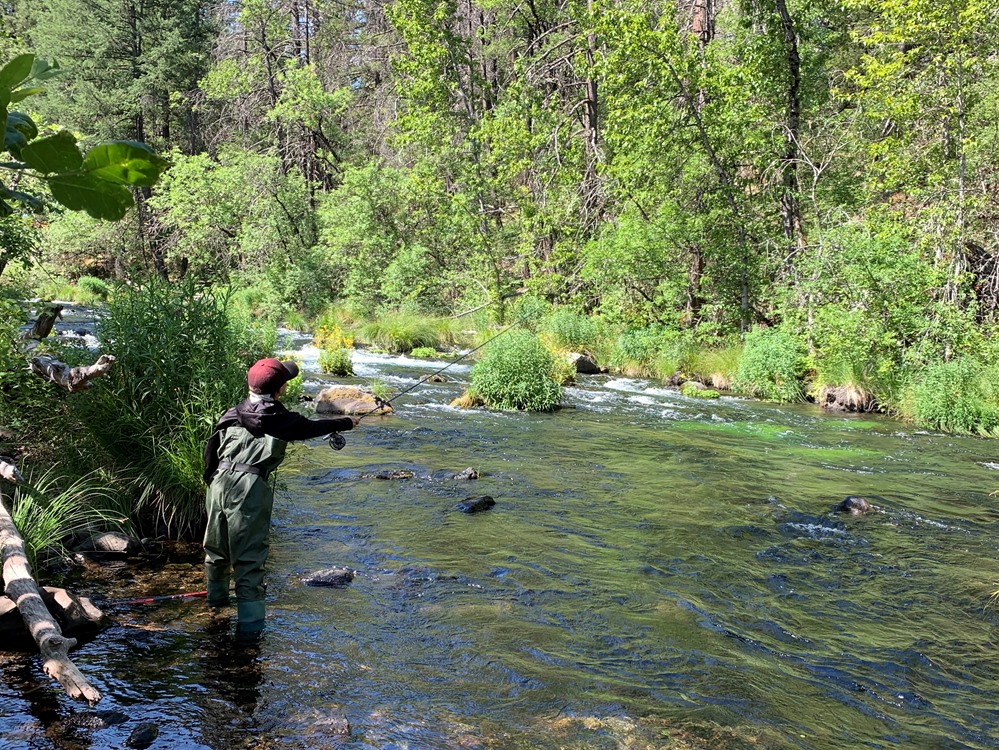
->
xmin=202 ymin=358 xmax=359 ymax=636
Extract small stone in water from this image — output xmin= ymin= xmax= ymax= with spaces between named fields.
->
xmin=125 ymin=722 xmax=159 ymax=749
xmin=302 ymin=568 xmax=355 ymax=587
xmin=456 ymin=495 xmax=495 ymax=513
xmin=836 ymin=496 xmax=872 ymax=515
xmin=452 ymin=467 xmax=479 ymax=480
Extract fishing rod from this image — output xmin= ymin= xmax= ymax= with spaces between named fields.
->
xmin=327 ymin=320 xmax=521 ymax=450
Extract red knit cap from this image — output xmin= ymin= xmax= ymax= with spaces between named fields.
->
xmin=247 ymin=358 xmax=299 ymax=394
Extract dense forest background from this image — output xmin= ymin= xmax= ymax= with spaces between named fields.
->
xmin=2 ymin=0 xmax=999 ymax=424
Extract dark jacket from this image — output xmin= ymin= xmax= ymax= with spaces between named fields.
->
xmin=203 ymin=396 xmax=354 ymax=483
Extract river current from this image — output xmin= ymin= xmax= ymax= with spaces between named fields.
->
xmin=2 ymin=322 xmax=998 ymax=749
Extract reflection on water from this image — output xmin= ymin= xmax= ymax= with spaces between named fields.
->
xmin=3 ymin=348 xmax=999 ymax=749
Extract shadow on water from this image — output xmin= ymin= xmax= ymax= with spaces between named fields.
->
xmin=4 ymin=349 xmax=999 ymax=749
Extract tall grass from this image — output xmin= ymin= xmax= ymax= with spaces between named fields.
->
xmin=733 ymin=327 xmax=807 ymax=402
xmin=72 ymin=279 xmax=274 ymax=537
xmin=357 ymin=310 xmax=457 ymax=353
xmin=691 ymin=345 xmax=742 ymax=390
xmin=901 ymin=358 xmax=999 ymax=435
xmin=9 ymin=468 xmax=125 ymax=571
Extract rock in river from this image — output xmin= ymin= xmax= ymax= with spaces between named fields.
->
xmin=302 ymin=568 xmax=355 ymax=587
xmin=456 ymin=495 xmax=495 ymax=513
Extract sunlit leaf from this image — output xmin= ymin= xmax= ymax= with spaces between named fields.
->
xmin=47 ymin=173 xmax=134 ymax=220
xmin=0 ymin=54 xmax=34 ymax=92
xmin=10 ymin=87 xmax=46 ymax=103
xmin=20 ymin=130 xmax=83 ymax=174
xmin=82 ymin=141 xmax=168 ymax=187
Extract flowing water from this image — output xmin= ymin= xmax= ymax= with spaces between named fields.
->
xmin=2 ymin=322 xmax=999 ymax=749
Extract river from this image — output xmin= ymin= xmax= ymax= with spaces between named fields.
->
xmin=2 ymin=323 xmax=998 ymax=749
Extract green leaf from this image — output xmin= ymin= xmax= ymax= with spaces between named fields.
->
xmin=10 ymin=87 xmax=46 ymax=104
xmin=0 ymin=186 xmax=44 ymax=212
xmin=20 ymin=130 xmax=83 ymax=174
xmin=0 ymin=54 xmax=35 ymax=92
xmin=47 ymin=174 xmax=134 ymax=220
xmin=28 ymin=58 xmax=60 ymax=82
xmin=0 ymin=199 xmax=11 ymax=217
xmin=82 ymin=141 xmax=167 ymax=187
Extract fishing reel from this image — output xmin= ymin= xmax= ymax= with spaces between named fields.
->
xmin=328 ymin=432 xmax=346 ymax=451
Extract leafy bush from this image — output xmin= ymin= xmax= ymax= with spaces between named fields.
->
xmin=733 ymin=327 xmax=807 ymax=402
xmin=681 ymin=381 xmax=720 ymax=399
xmin=540 ymin=308 xmax=598 ymax=351
xmin=76 ymin=275 xmax=110 ymax=302
xmin=470 ymin=330 xmax=563 ymax=411
xmin=319 ymin=346 xmax=354 ymax=376
xmin=73 ymin=279 xmax=273 ymax=536
xmin=510 ymin=294 xmax=552 ymax=332
xmin=902 ymin=358 xmax=999 ymax=435
xmin=409 ymin=346 xmax=440 ymax=359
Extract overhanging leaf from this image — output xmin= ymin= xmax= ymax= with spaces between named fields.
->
xmin=29 ymin=57 xmax=60 ymax=82
xmin=82 ymin=141 xmax=167 ymax=187
xmin=20 ymin=130 xmax=83 ymax=174
xmin=10 ymin=87 xmax=46 ymax=104
xmin=0 ymin=54 xmax=35 ymax=93
xmin=47 ymin=174 xmax=134 ymax=220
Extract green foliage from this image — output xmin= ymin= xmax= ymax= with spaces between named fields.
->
xmin=73 ymin=278 xmax=273 ymax=535
xmin=8 ymin=468 xmax=124 ymax=570
xmin=409 ymin=346 xmax=440 ymax=359
xmin=691 ymin=345 xmax=742 ymax=390
xmin=734 ymin=327 xmax=808 ymax=403
xmin=681 ymin=382 xmax=720 ymax=399
xmin=902 ymin=358 xmax=999 ymax=436
xmin=357 ymin=311 xmax=454 ymax=353
xmin=0 ymin=299 xmax=47 ymax=431
xmin=319 ymin=346 xmax=354 ymax=377
xmin=0 ymin=214 xmax=38 ymax=276
xmin=540 ymin=308 xmax=599 ymax=351
xmin=470 ymin=330 xmax=563 ymax=412
xmin=76 ymin=275 xmax=110 ymax=301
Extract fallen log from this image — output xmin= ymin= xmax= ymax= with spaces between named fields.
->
xmin=30 ymin=353 xmax=116 ymax=393
xmin=25 ymin=303 xmax=64 ymax=341
xmin=0 ymin=487 xmax=102 ymax=702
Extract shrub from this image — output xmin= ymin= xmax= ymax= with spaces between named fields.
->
xmin=510 ymin=294 xmax=551 ymax=332
xmin=319 ymin=346 xmax=354 ymax=376
xmin=691 ymin=344 xmax=742 ymax=390
xmin=358 ymin=311 xmax=454 ymax=353
xmin=681 ymin=381 xmax=720 ymax=399
xmin=470 ymin=330 xmax=563 ymax=411
xmin=73 ymin=279 xmax=273 ymax=536
xmin=409 ymin=346 xmax=440 ymax=359
xmin=540 ymin=308 xmax=598 ymax=351
xmin=733 ymin=327 xmax=807 ymax=402
xmin=902 ymin=358 xmax=999 ymax=435
xmin=76 ymin=276 xmax=110 ymax=301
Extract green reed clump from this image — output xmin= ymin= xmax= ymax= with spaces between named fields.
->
xmin=691 ymin=344 xmax=742 ymax=390
xmin=358 ymin=310 xmax=456 ymax=353
xmin=539 ymin=308 xmax=599 ymax=352
xmin=9 ymin=468 xmax=124 ymax=571
xmin=319 ymin=346 xmax=354 ymax=376
xmin=470 ymin=329 xmax=562 ymax=411
xmin=74 ymin=278 xmax=274 ymax=537
xmin=901 ymin=357 xmax=999 ymax=435
xmin=733 ymin=327 xmax=807 ymax=402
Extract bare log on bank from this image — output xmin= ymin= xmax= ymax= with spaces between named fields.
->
xmin=0 ymin=461 xmax=102 ymax=703
xmin=30 ymin=354 xmax=116 ymax=393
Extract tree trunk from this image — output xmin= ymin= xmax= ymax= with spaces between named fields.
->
xmin=0 ymin=495 xmax=102 ymax=703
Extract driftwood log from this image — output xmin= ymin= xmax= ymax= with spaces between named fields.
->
xmin=0 ymin=459 xmax=102 ymax=703
xmin=26 ymin=303 xmax=64 ymax=341
xmin=30 ymin=354 xmax=116 ymax=393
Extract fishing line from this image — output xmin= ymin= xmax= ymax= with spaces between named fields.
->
xmin=327 ymin=320 xmax=521 ymax=450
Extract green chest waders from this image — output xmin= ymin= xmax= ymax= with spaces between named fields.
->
xmin=204 ymin=425 xmax=287 ymax=632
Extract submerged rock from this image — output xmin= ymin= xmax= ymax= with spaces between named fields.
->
xmin=452 ymin=467 xmax=479 ymax=480
xmin=836 ymin=496 xmax=872 ymax=515
xmin=60 ymin=710 xmax=129 ymax=731
xmin=125 ymin=722 xmax=159 ymax=749
xmin=456 ymin=495 xmax=495 ymax=513
xmin=361 ymin=469 xmax=415 ymax=480
xmin=74 ymin=531 xmax=142 ymax=558
xmin=302 ymin=568 xmax=355 ymax=588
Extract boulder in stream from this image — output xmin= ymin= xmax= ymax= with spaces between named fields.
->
xmin=302 ymin=568 xmax=355 ymax=587
xmin=452 ymin=467 xmax=478 ymax=480
xmin=836 ymin=496 xmax=873 ymax=515
xmin=74 ymin=531 xmax=142 ymax=558
xmin=456 ymin=495 xmax=495 ymax=513
xmin=316 ymin=386 xmax=393 ymax=416
xmin=125 ymin=722 xmax=159 ymax=749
